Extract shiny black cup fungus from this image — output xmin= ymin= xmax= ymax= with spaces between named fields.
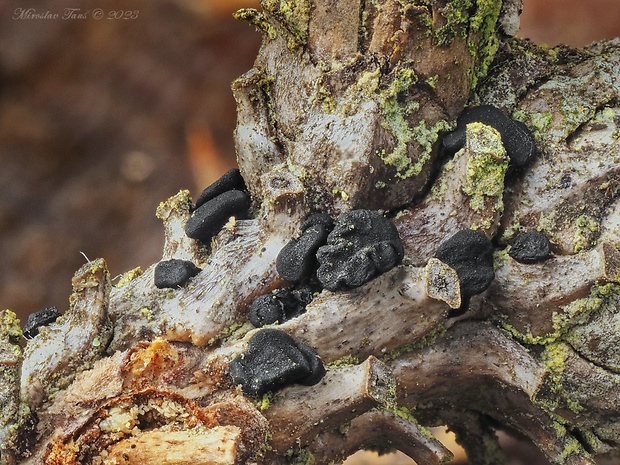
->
xmin=442 ymin=104 xmax=536 ymax=169
xmin=185 ymin=189 xmax=250 ymax=243
xmin=316 ymin=210 xmax=404 ymax=291
xmin=248 ymin=286 xmax=314 ymax=328
xmin=509 ymin=230 xmax=551 ymax=264
xmin=229 ymin=329 xmax=325 ymax=397
xmin=23 ymin=306 xmax=61 ymax=339
xmin=433 ymin=229 xmax=495 ymax=299
xmin=154 ymin=259 xmax=201 ymax=289
xmin=277 ymin=214 xmax=334 ymax=283
xmin=195 ymin=168 xmax=246 ymax=209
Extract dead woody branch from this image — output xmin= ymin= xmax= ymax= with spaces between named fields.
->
xmin=2 ymin=0 xmax=620 ymax=464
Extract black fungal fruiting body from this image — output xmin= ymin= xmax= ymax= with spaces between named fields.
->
xmin=154 ymin=259 xmax=201 ymax=289
xmin=185 ymin=189 xmax=251 ymax=243
xmin=301 ymin=212 xmax=334 ymax=231
xmin=433 ymin=229 xmax=495 ymax=300
xmin=229 ymin=329 xmax=325 ymax=397
xmin=195 ymin=168 xmax=246 ymax=209
xmin=442 ymin=104 xmax=536 ymax=169
xmin=509 ymin=231 xmax=551 ymax=264
xmin=316 ymin=210 xmax=404 ymax=291
xmin=276 ymin=213 xmax=334 ymax=283
xmin=248 ymin=286 xmax=315 ymax=328
xmin=23 ymin=306 xmax=61 ymax=339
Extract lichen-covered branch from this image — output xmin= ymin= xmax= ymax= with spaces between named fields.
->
xmin=2 ymin=1 xmax=620 ymax=464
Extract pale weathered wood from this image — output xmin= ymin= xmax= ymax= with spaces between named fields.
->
xmin=2 ymin=1 xmax=620 ymax=464
xmin=100 ymin=428 xmax=241 ymax=465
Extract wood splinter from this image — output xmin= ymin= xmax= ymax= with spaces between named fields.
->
xmin=89 ymin=427 xmax=241 ymax=465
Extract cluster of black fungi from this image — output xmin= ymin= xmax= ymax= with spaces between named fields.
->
xmin=22 ymin=105 xmax=549 ymax=397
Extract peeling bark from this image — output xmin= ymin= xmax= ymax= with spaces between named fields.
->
xmin=2 ymin=1 xmax=620 ymax=464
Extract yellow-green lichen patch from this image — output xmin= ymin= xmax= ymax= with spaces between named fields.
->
xmin=493 ymin=247 xmax=511 ymax=267
xmin=513 ymin=49 xmax=618 ymax=143
xmin=389 ymin=405 xmax=440 ymax=443
xmin=540 ymin=342 xmax=572 ymax=389
xmin=536 ymin=420 xmax=591 ymax=464
xmin=499 ymin=210 xmax=526 ymax=243
xmin=259 ymin=393 xmax=273 ymax=412
xmin=432 ymin=0 xmax=503 ymax=88
xmin=331 ymin=188 xmax=349 ymax=202
xmin=385 ymin=68 xmax=419 ymax=100
xmin=425 ymin=75 xmax=439 ymax=89
xmin=243 ymin=69 xmax=276 ymax=109
xmin=574 ymin=427 xmax=605 ymax=454
xmin=461 ymin=122 xmax=508 ymax=213
xmin=414 ymin=120 xmax=453 ymax=167
xmin=513 ymin=109 xmax=554 ymax=142
xmin=378 ymin=118 xmax=452 ymax=181
xmin=377 ymin=67 xmax=433 ymax=180
xmin=285 ymin=444 xmax=316 ymax=465
xmin=115 ymin=266 xmax=144 ymax=288
xmin=337 ymin=62 xmax=451 ymax=183
xmin=573 ymin=215 xmax=600 ymax=253
xmin=382 ymin=69 xmax=420 ymax=125
xmin=334 ymin=67 xmax=380 ymax=117
xmin=1 ymin=309 xmax=22 ymax=343
xmin=536 ymin=210 xmax=559 ymax=237
xmin=327 ymin=355 xmax=360 ymax=369
xmin=502 ymin=283 xmax=619 ymax=347
xmin=262 ymin=0 xmax=311 ymax=50
xmin=538 ymin=342 xmax=585 ymax=415
xmin=392 ymin=404 xmax=415 ymax=423
xmin=500 ymin=323 xmax=555 ymax=347
xmin=344 ymin=66 xmax=435 ymax=180
xmin=85 ymin=258 xmax=105 ymax=275
xmin=155 ymin=189 xmax=192 ymax=220
xmin=558 ymin=436 xmax=590 ymax=463
xmin=353 ymin=67 xmax=381 ymax=96
xmin=434 ymin=0 xmax=474 ymax=47
xmin=234 ymin=8 xmax=277 ymax=40
xmin=553 ymin=284 xmax=614 ymax=338
xmin=563 ymin=283 xmax=620 ymax=372
xmin=313 ymin=77 xmax=337 ymax=113
xmin=467 ymin=0 xmax=503 ymax=88
xmin=139 ymin=307 xmax=154 ymax=321
xmin=560 ymin=96 xmax=594 ymax=134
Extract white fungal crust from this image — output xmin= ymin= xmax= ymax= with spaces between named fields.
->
xmin=4 ymin=3 xmax=620 ymax=465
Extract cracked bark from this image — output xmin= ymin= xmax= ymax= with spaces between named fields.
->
xmin=2 ymin=0 xmax=620 ymax=464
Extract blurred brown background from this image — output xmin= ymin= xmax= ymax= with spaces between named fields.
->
xmin=0 ymin=0 xmax=618 ymax=463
